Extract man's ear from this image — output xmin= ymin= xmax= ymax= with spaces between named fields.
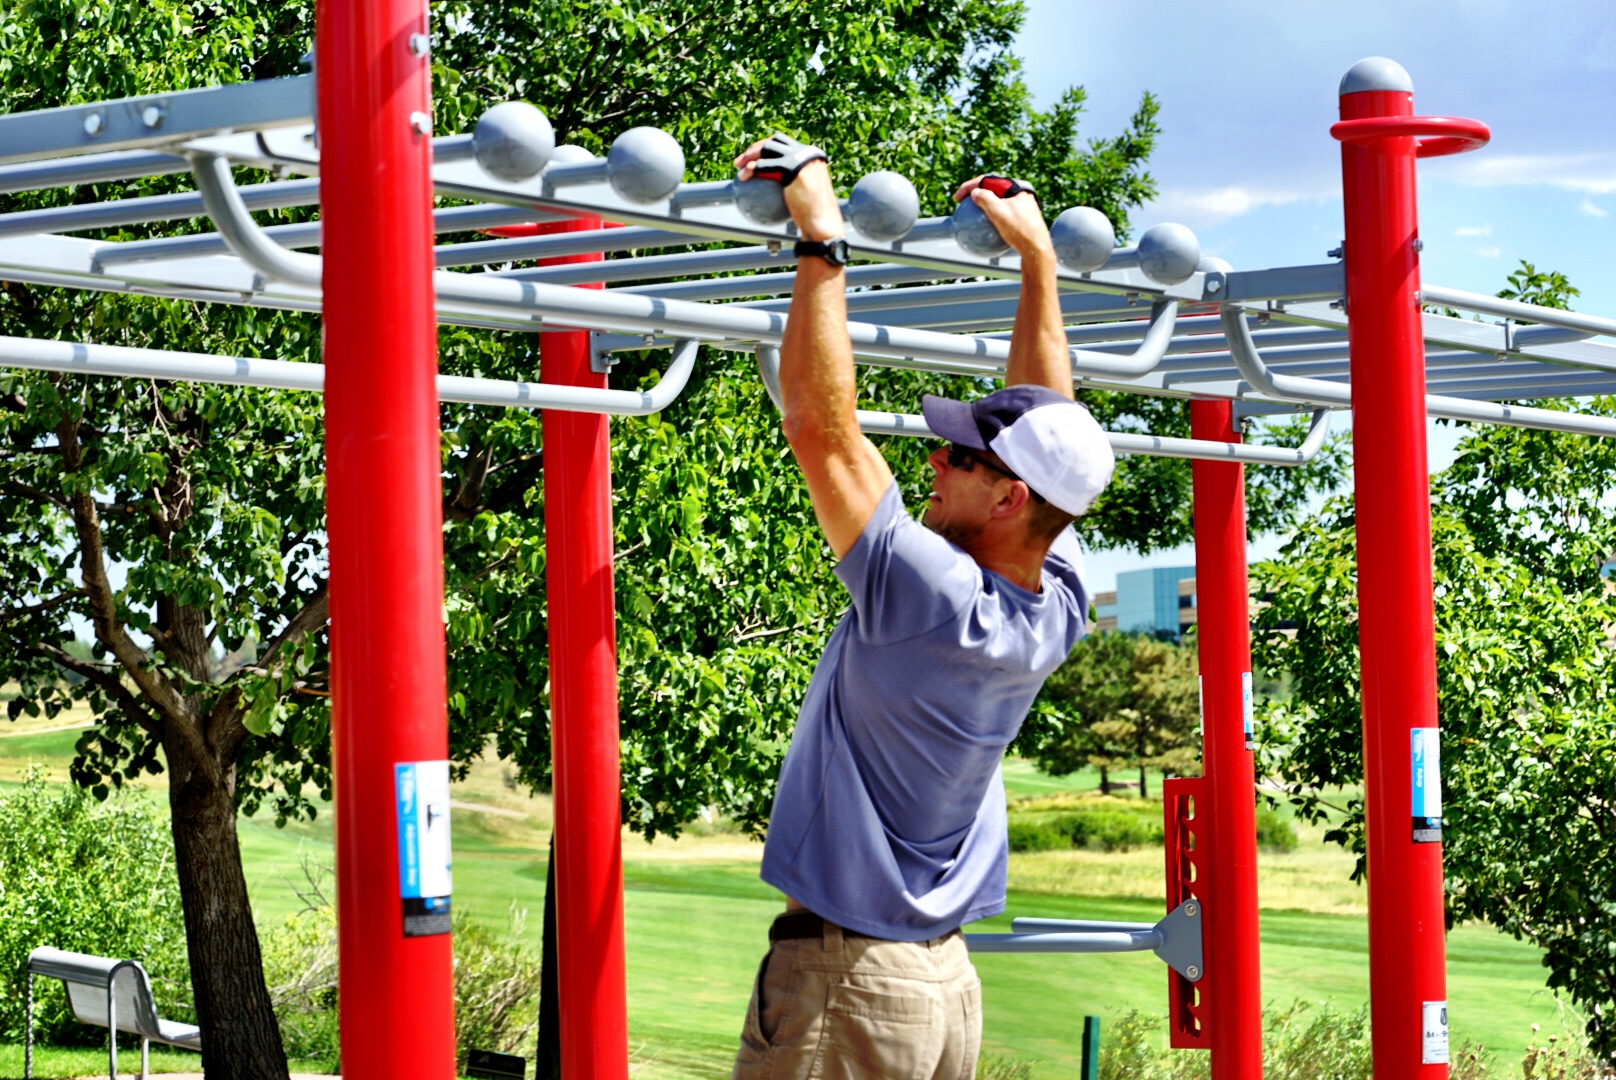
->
xmin=989 ymin=480 xmax=1032 ymax=520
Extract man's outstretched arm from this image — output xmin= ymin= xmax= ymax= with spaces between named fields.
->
xmin=735 ymin=141 xmax=893 ymax=558
xmin=954 ymin=180 xmax=1073 ymax=399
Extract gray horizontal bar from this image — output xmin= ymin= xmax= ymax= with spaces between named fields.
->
xmin=0 ymin=75 xmax=314 ymax=166
xmin=0 ymin=177 xmax=319 ymax=239
xmin=1211 ymin=262 xmax=1344 ymax=304
xmin=1422 ymin=284 xmax=1616 ymax=338
xmin=964 ymin=930 xmax=1160 ymax=955
xmin=443 ymin=227 xmax=699 ymax=269
xmin=96 ymin=203 xmax=562 ymax=268
xmin=0 ymin=150 xmax=187 ymax=195
xmin=495 ymin=245 xmax=794 ymax=285
xmin=1011 ymin=917 xmax=1156 ymax=933
xmin=618 ymin=263 xmax=949 ymax=302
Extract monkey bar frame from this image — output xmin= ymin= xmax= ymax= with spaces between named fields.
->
xmin=0 ymin=41 xmax=1612 ymax=1080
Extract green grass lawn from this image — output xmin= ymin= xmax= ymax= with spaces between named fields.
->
xmin=0 ymin=730 xmax=1578 ymax=1078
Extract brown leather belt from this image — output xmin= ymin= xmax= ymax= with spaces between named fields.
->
xmin=768 ymin=911 xmax=877 ymax=943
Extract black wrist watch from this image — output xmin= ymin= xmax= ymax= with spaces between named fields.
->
xmin=793 ymin=237 xmax=851 ymax=267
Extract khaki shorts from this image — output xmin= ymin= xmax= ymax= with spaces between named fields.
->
xmin=732 ymin=914 xmax=983 ymax=1080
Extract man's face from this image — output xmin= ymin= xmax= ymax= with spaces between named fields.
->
xmin=922 ymin=443 xmax=1012 ymax=547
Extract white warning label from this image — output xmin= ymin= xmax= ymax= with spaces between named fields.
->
xmin=1422 ymin=1000 xmax=1449 ymax=1064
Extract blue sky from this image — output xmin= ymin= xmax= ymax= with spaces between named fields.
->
xmin=1012 ymin=0 xmax=1616 ymax=589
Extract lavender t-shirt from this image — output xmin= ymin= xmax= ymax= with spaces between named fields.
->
xmin=760 ymin=483 xmax=1090 ymax=941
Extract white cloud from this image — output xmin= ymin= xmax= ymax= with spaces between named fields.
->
xmin=1477 ymin=246 xmax=1503 ymax=258
xmin=1142 ymin=184 xmax=1332 ymax=231
xmin=1455 ymin=224 xmax=1493 ymax=237
xmin=1580 ymin=198 xmax=1609 ymax=218
xmin=1449 ymin=153 xmax=1616 ymax=195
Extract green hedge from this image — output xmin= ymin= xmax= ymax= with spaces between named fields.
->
xmin=0 ymin=769 xmax=190 ymax=1045
xmin=1007 ymin=807 xmax=1164 ymax=853
xmin=1007 ymin=800 xmax=1298 ymax=855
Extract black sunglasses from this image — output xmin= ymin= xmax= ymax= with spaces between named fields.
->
xmin=946 ymin=443 xmax=1046 ymax=504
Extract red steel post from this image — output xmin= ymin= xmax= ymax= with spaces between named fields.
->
xmin=316 ymin=3 xmax=456 ymax=1080
xmin=1337 ymin=58 xmax=1449 ymax=1079
xmin=1189 ymin=399 xmax=1263 ymax=1077
xmin=538 ymin=218 xmax=631 ymax=1078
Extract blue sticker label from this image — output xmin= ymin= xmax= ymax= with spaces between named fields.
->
xmin=395 ymin=761 xmax=453 ymax=935
xmin=1411 ymin=728 xmax=1442 ymax=842
xmin=1241 ymin=672 xmax=1255 ymax=749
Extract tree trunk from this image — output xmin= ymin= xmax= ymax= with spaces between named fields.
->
xmin=1098 ymin=765 xmax=1110 ymax=796
xmin=166 ymin=736 xmax=290 ymax=1080
xmin=534 ymin=833 xmax=561 ymax=1079
xmin=1139 ymin=765 xmax=1149 ymax=800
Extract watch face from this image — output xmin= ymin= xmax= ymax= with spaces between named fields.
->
xmin=829 ymin=239 xmax=850 ymax=265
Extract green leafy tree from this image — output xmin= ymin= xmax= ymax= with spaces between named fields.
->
xmin=1028 ymin=633 xmax=1200 ymax=797
xmin=1251 ymin=269 xmax=1616 ymax=1058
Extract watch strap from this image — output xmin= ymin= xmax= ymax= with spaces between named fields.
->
xmin=793 ymin=238 xmax=849 ymax=267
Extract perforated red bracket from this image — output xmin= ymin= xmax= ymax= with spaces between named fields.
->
xmin=1164 ymin=776 xmax=1209 ymax=1049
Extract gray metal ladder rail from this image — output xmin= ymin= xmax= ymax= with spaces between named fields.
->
xmin=0 ymin=335 xmax=702 ymax=417
xmin=757 ymin=343 xmax=1333 ymax=465
xmin=1222 ymin=303 xmax=1616 ymax=439
xmin=963 ymin=899 xmax=1205 ymax=983
xmin=192 ymin=147 xmax=1184 ymax=383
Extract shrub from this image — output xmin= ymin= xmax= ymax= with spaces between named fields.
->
xmin=0 ymin=768 xmax=190 ymax=1045
xmin=259 ymin=896 xmax=339 ymax=1067
xmin=1097 ymin=1002 xmax=1494 ymax=1080
xmin=977 ymin=1052 xmax=1038 ymax=1079
xmin=261 ymin=873 xmax=541 ymax=1072
xmin=1067 ymin=809 xmax=1158 ymax=852
xmin=1254 ymin=805 xmax=1299 ymax=853
xmin=1007 ymin=817 xmax=1069 ymax=853
xmin=453 ymin=905 xmax=542 ymax=1066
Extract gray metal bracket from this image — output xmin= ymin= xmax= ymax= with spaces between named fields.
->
xmin=589 ymin=331 xmax=621 ymax=373
xmin=964 ymin=899 xmax=1204 ymax=982
xmin=1154 ymin=899 xmax=1204 ymax=982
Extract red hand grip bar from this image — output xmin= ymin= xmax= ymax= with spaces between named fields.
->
xmin=1330 ymin=115 xmax=1491 ymax=158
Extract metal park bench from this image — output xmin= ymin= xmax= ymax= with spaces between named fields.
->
xmin=24 ymin=946 xmax=202 ymax=1080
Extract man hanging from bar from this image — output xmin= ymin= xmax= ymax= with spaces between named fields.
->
xmin=729 ymin=133 xmax=1115 ymax=1079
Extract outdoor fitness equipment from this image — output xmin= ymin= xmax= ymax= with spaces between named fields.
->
xmin=0 ymin=25 xmax=1614 ymax=1079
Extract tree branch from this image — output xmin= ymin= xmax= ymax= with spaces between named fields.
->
xmin=27 ymin=640 xmax=160 ymax=738
xmin=211 ymin=584 xmax=330 ymax=757
xmin=3 ymin=478 xmax=69 ymax=509
xmin=54 ymin=392 xmax=207 ymax=763
xmin=0 ymin=588 xmax=84 ymax=624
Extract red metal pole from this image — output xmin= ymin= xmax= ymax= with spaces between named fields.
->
xmin=538 ymin=219 xmax=630 ymax=1078
xmin=1337 ymin=58 xmax=1449 ymax=1079
xmin=317 ymin=4 xmax=456 ymax=1080
xmin=1190 ymin=399 xmax=1264 ymax=1078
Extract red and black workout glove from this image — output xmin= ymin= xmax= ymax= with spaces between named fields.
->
xmin=749 ymin=133 xmax=828 ymax=186
xmin=970 ymin=174 xmax=1037 ymax=200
